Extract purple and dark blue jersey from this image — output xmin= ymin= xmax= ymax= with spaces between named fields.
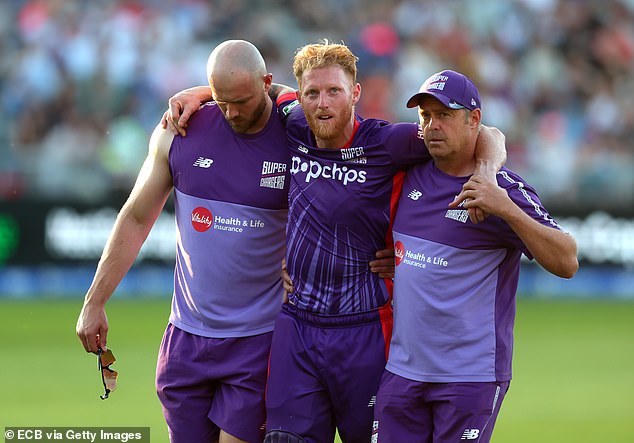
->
xmin=168 ymin=102 xmax=289 ymax=338
xmin=388 ymin=161 xmax=562 ymax=382
xmin=282 ymin=109 xmax=430 ymax=315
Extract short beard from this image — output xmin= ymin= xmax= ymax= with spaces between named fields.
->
xmin=227 ymin=94 xmax=267 ymax=134
xmin=305 ymin=104 xmax=354 ymax=144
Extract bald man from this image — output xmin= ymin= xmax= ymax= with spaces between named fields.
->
xmin=76 ymin=40 xmax=294 ymax=443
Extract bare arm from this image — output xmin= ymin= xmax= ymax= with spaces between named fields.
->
xmin=161 ymin=83 xmax=296 ymax=136
xmin=161 ymin=86 xmax=212 ymax=136
xmin=451 ymin=125 xmax=507 ymax=223
xmin=369 ymin=248 xmax=396 ymax=279
xmin=473 ymin=125 xmax=506 ymax=180
xmin=281 ymin=259 xmax=292 ymax=303
xmin=459 ymin=177 xmax=579 ymax=278
xmin=269 ymin=82 xmax=296 ymax=100
xmin=76 ymin=125 xmax=175 ymax=353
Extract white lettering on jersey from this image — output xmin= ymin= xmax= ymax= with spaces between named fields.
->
xmin=261 ymin=161 xmax=287 ymax=175
xmin=260 ymin=161 xmax=287 ymax=189
xmin=290 ymin=156 xmax=367 ymax=186
xmin=341 ymin=146 xmax=365 ymax=160
xmin=260 ymin=176 xmax=285 ymax=189
xmin=445 ymin=209 xmax=469 ymax=223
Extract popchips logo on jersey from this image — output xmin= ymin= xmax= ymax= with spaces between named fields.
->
xmin=191 ymin=207 xmax=213 ymax=232
xmin=395 ymin=241 xmax=405 ymax=266
xmin=290 ymin=156 xmax=367 ymax=186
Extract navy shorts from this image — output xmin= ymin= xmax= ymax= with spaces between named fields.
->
xmin=265 ymin=303 xmax=392 ymax=443
xmin=156 ymin=323 xmax=273 ymax=443
xmin=374 ymin=370 xmax=510 ymax=443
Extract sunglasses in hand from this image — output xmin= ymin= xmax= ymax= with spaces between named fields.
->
xmin=98 ymin=348 xmax=118 ymax=400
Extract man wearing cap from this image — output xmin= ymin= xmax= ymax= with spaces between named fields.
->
xmin=373 ymin=70 xmax=579 ymax=443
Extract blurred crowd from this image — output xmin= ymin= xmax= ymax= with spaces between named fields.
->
xmin=1 ymin=0 xmax=633 ymax=211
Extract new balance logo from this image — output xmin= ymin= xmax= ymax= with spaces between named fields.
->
xmin=367 ymin=396 xmax=376 ymax=407
xmin=193 ymin=157 xmax=214 ymax=168
xmin=408 ymin=189 xmax=422 ymax=200
xmin=461 ymin=429 xmax=480 ymax=440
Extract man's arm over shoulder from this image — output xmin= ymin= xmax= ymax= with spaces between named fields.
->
xmin=452 ymin=125 xmax=507 ymax=223
xmin=473 ymin=125 xmax=506 ymax=180
xmin=382 ymin=122 xmax=430 ymax=168
xmin=270 ymin=83 xmax=296 ymax=101
xmin=161 ymin=86 xmax=212 ymax=136
xmin=162 ymin=83 xmax=297 ymax=135
xmin=76 ymin=126 xmax=175 ymax=353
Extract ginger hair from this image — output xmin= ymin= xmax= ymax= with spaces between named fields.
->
xmin=293 ymin=40 xmax=359 ymax=88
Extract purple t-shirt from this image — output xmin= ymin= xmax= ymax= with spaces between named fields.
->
xmin=387 ymin=161 xmax=561 ymax=382
xmin=284 ymin=110 xmax=429 ymax=315
xmin=168 ymin=102 xmax=289 ymax=337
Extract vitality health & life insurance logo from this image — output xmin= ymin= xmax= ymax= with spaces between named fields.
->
xmin=394 ymin=240 xmax=449 ymax=269
xmin=191 ymin=207 xmax=266 ymax=234
xmin=191 ymin=207 xmax=213 ymax=232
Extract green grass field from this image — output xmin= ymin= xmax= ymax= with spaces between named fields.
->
xmin=1 ymin=298 xmax=633 ymax=442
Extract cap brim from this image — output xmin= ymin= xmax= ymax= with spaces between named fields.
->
xmin=406 ymin=91 xmax=454 ymax=108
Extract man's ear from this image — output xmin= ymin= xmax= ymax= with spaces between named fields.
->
xmin=263 ymin=73 xmax=273 ymax=92
xmin=352 ymin=82 xmax=361 ymax=106
xmin=470 ymin=108 xmax=482 ymax=129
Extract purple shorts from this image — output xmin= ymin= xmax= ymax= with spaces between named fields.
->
xmin=156 ymin=323 xmax=273 ymax=443
xmin=374 ymin=370 xmax=510 ymax=443
xmin=265 ymin=303 xmax=392 ymax=443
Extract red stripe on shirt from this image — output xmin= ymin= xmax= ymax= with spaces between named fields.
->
xmin=276 ymin=91 xmax=298 ymax=106
xmin=379 ymin=170 xmax=406 ymax=358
